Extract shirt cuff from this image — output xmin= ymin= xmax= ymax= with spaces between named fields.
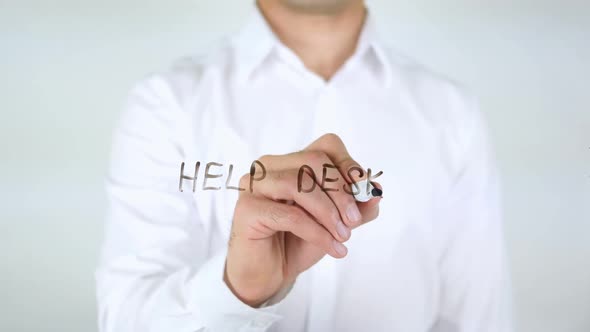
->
xmin=188 ymin=250 xmax=289 ymax=331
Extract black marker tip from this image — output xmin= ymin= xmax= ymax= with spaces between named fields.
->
xmin=371 ymin=187 xmax=383 ymax=198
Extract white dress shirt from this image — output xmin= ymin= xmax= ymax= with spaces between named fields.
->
xmin=96 ymin=5 xmax=512 ymax=332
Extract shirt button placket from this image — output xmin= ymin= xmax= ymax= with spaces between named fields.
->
xmin=307 ymin=84 xmax=341 ymax=332
xmin=311 ymin=85 xmax=338 ymax=139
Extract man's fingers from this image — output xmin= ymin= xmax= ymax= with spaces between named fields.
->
xmin=304 ymin=133 xmax=351 ymax=163
xmin=246 ymin=133 xmax=380 ymax=230
xmin=244 ymin=169 xmax=352 ymax=243
xmin=237 ymin=196 xmax=348 ymax=258
xmin=293 ymin=150 xmax=363 ymax=227
xmin=251 ymin=150 xmax=359 ymax=237
xmin=305 ymin=133 xmax=364 ymax=183
xmin=305 ymin=133 xmax=366 ymax=226
xmin=317 ymin=163 xmax=364 ymax=227
xmin=251 ymin=146 xmax=369 ymax=228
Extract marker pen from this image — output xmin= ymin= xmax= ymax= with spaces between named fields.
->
xmin=352 ymin=179 xmax=382 ymax=202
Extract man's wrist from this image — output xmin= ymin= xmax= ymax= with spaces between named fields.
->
xmin=223 ymin=261 xmax=286 ymax=307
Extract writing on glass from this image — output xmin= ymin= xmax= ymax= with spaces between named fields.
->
xmin=178 ymin=161 xmax=383 ymax=196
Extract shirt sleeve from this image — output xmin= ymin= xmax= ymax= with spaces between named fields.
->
xmin=95 ymin=75 xmax=288 ymax=332
xmin=431 ymin=95 xmax=513 ymax=332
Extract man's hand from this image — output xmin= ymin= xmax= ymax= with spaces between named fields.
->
xmin=224 ymin=133 xmax=382 ymax=307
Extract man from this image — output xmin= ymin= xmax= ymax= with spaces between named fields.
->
xmin=96 ymin=0 xmax=512 ymax=331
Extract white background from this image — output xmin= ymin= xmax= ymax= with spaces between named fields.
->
xmin=1 ymin=1 xmax=589 ymax=331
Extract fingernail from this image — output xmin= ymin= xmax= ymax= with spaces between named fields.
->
xmin=347 ymin=204 xmax=362 ymax=224
xmin=336 ymin=221 xmax=351 ymax=241
xmin=332 ymin=240 xmax=348 ymax=257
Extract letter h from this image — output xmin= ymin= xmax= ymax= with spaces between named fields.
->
xmin=179 ymin=162 xmax=200 ymax=192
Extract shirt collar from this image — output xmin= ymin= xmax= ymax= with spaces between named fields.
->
xmin=231 ymin=5 xmax=278 ymax=82
xmin=231 ymin=4 xmax=392 ymax=87
xmin=354 ymin=9 xmax=392 ymax=87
